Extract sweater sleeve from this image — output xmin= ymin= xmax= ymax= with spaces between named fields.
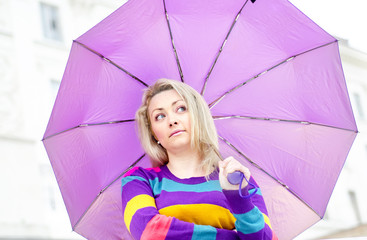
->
xmin=121 ymin=167 xmax=239 ymax=240
xmin=222 ymin=177 xmax=278 ymax=240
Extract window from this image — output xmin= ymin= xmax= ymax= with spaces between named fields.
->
xmin=40 ymin=3 xmax=63 ymax=41
xmin=0 ymin=0 xmax=11 ymax=32
xmin=353 ymin=92 xmax=365 ymax=119
xmin=50 ymin=79 xmax=60 ymax=99
xmin=39 ymin=163 xmax=56 ymax=211
xmin=348 ymin=190 xmax=361 ymax=224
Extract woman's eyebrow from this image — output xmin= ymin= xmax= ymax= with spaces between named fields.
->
xmin=172 ymin=99 xmax=185 ymax=106
xmin=150 ymin=99 xmax=185 ymax=117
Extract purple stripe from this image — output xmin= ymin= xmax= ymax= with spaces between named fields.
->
xmin=216 ymin=228 xmax=239 ymax=239
xmin=250 ymin=194 xmax=268 ymax=215
xmin=160 ymin=165 xmax=220 ymax=184
xmin=121 ymin=180 xmax=153 ymax=204
xmin=130 ymin=207 xmax=157 ymax=239
xmin=165 ymin=218 xmax=195 ymax=240
xmin=122 ymin=188 xmax=153 ymax=205
xmin=222 ymin=187 xmax=254 ymax=214
xmin=155 ymin=190 xmax=229 ymax=209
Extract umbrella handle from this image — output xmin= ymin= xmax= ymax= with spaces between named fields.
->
xmin=227 ymin=171 xmax=243 ymax=185
xmin=227 ymin=171 xmax=258 ymax=199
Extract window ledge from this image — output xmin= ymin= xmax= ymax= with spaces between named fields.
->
xmin=0 ymin=28 xmax=13 ymax=37
xmin=34 ymin=38 xmax=69 ymax=51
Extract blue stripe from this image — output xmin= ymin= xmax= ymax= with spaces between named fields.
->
xmin=233 ymin=207 xmax=265 ymax=234
xmin=191 ymin=224 xmax=217 ymax=240
xmin=121 ymin=176 xmax=147 ymax=188
xmin=149 ymin=178 xmax=222 ymax=195
xmin=249 ymin=188 xmax=262 ymax=196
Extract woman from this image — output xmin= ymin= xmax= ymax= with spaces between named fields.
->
xmin=121 ymin=79 xmax=277 ymax=239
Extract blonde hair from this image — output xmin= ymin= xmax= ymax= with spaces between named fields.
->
xmin=135 ymin=78 xmax=220 ymax=176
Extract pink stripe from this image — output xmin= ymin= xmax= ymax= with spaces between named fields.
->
xmin=123 ymin=167 xmax=140 ymax=177
xmin=146 ymin=167 xmax=161 ymax=172
xmin=123 ymin=167 xmax=161 ymax=177
xmin=272 ymin=232 xmax=279 ymax=240
xmin=141 ymin=215 xmax=172 ymax=240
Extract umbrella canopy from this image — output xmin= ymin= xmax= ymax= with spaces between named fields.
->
xmin=43 ymin=0 xmax=358 ymax=239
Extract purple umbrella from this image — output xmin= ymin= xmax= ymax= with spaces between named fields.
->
xmin=42 ymin=0 xmax=358 ymax=239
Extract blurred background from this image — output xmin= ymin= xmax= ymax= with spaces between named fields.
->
xmin=0 ymin=0 xmax=366 ymax=239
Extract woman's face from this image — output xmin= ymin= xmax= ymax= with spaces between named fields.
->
xmin=148 ymin=89 xmax=191 ymax=154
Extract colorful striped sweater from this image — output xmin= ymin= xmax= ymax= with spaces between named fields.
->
xmin=121 ymin=165 xmax=277 ymax=240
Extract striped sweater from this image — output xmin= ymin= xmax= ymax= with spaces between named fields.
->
xmin=121 ymin=165 xmax=277 ymax=240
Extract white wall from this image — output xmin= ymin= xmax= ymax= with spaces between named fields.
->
xmin=0 ymin=0 xmax=121 ymax=239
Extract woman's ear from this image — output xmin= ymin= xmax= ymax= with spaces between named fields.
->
xmin=148 ymin=121 xmax=158 ymax=142
xmin=151 ymin=134 xmax=158 ymax=143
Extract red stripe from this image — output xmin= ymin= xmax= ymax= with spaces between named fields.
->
xmin=272 ymin=232 xmax=279 ymax=240
xmin=141 ymin=215 xmax=173 ymax=240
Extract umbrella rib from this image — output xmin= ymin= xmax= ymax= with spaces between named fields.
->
xmin=208 ymin=40 xmax=338 ymax=109
xmin=201 ymin=0 xmax=251 ymax=96
xmin=213 ymin=115 xmax=358 ymax=133
xmin=218 ymin=135 xmax=322 ymax=218
xmin=42 ymin=119 xmax=135 ymax=141
xmin=73 ymin=40 xmax=149 ymax=87
xmin=72 ymin=153 xmax=146 ymax=231
xmin=163 ymin=0 xmax=184 ymax=82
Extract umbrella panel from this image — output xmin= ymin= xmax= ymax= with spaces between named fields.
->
xmin=215 ymin=117 xmax=357 ymax=217
xmin=44 ymin=122 xmax=151 ymax=228
xmin=74 ymin=158 xmax=151 ymax=240
xmin=219 ymin=140 xmax=322 ymax=240
xmin=210 ymin=42 xmax=356 ymax=131
xmin=43 ymin=43 xmax=148 ymax=139
xmin=76 ymin=0 xmax=181 ymax=85
xmin=163 ymin=0 xmax=246 ymax=90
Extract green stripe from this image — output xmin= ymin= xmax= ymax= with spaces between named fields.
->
xmin=149 ymin=178 xmax=222 ymax=195
xmin=233 ymin=207 xmax=265 ymax=234
xmin=121 ymin=176 xmax=147 ymax=188
xmin=191 ymin=224 xmax=217 ymax=240
xmin=249 ymin=188 xmax=262 ymax=196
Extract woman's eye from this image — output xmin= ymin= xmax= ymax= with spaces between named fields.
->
xmin=155 ymin=114 xmax=165 ymax=121
xmin=177 ymin=106 xmax=187 ymax=112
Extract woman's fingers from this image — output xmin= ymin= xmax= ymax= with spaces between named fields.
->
xmin=219 ymin=156 xmax=251 ymax=190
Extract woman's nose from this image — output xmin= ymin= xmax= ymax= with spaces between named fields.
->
xmin=169 ymin=118 xmax=178 ymax=127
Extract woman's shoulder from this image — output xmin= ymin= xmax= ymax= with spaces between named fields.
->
xmin=122 ymin=166 xmax=164 ymax=179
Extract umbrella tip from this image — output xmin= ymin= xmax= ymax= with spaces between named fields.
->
xmin=250 ymin=0 xmax=256 ymax=3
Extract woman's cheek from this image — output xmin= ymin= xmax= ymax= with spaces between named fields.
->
xmin=152 ymin=124 xmax=165 ymax=141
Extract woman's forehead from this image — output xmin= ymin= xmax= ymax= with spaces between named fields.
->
xmin=148 ymin=90 xmax=184 ymax=112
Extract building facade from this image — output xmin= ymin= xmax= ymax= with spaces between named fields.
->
xmin=0 ymin=1 xmax=366 ymax=239
xmin=0 ymin=1 xmax=120 ymax=239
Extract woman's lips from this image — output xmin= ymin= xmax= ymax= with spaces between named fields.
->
xmin=169 ymin=130 xmax=184 ymax=137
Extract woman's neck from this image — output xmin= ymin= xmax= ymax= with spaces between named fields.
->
xmin=166 ymin=149 xmax=205 ymax=179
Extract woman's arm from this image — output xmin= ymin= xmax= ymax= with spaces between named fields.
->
xmin=121 ymin=168 xmax=238 ymax=240
xmin=219 ymin=158 xmax=278 ymax=240
xmin=222 ymin=179 xmax=277 ymax=240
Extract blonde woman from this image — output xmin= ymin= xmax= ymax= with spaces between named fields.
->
xmin=121 ymin=79 xmax=277 ymax=239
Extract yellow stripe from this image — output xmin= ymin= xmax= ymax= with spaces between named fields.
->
xmin=159 ymin=204 xmax=236 ymax=229
xmin=263 ymin=213 xmax=272 ymax=229
xmin=124 ymin=194 xmax=156 ymax=232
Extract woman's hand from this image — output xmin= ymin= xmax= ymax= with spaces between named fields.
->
xmin=218 ymin=156 xmax=251 ymax=191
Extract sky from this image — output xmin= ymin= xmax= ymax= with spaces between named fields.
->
xmin=289 ymin=0 xmax=367 ymax=53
